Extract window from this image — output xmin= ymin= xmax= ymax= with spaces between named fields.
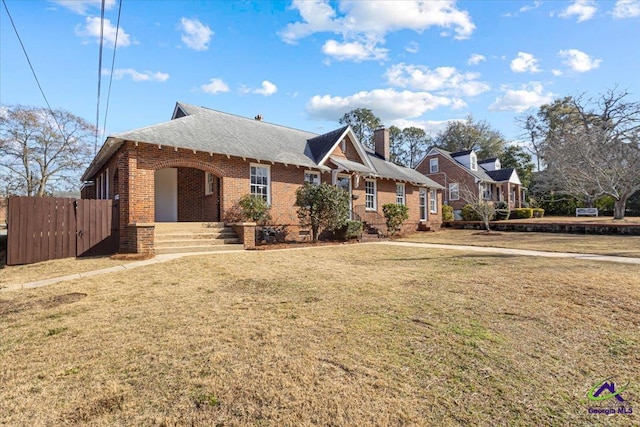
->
xmin=205 ymin=172 xmax=215 ymax=195
xmin=449 ymin=183 xmax=459 ymax=201
xmin=429 ymin=158 xmax=439 ymax=173
xmin=430 ymin=189 xmax=437 ymax=213
xmin=97 ymin=168 xmax=109 ymax=199
xmin=396 ymin=183 xmax=405 ymax=205
xmin=365 ymin=179 xmax=377 ymax=210
xmin=304 ymin=171 xmax=321 ymax=186
xmin=250 ymin=164 xmax=270 ymax=203
xmin=470 ymin=152 xmax=477 ymax=171
xmin=419 ymin=188 xmax=427 ymax=220
xmin=481 ymin=183 xmax=491 ymax=200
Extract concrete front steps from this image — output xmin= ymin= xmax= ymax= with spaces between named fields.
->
xmin=154 ymin=222 xmax=244 ymax=254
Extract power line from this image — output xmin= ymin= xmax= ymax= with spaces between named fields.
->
xmin=102 ymin=0 xmax=123 ymax=140
xmin=1 ymin=0 xmax=65 ymax=136
xmin=94 ymin=0 xmax=106 ymax=155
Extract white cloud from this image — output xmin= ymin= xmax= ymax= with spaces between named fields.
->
xmin=254 ymin=80 xmax=278 ymax=96
xmin=612 ymin=0 xmax=640 ymax=18
xmin=558 ymin=49 xmax=602 ymax=72
xmin=520 ymin=1 xmax=542 ymax=13
xmin=490 ymin=82 xmax=555 ymax=112
xmin=385 ymin=63 xmax=490 ymax=97
xmin=52 ymin=0 xmax=115 ymax=15
xmin=405 ymin=41 xmax=419 ymax=54
xmin=322 ymin=39 xmax=388 ymax=61
xmin=179 ymin=17 xmax=213 ymax=51
xmin=467 ymin=53 xmax=486 ymax=66
xmin=279 ymin=1 xmax=474 ymax=62
xmin=107 ymin=68 xmax=169 ymax=82
xmin=552 ymin=69 xmax=563 ymax=76
xmin=201 ymin=78 xmax=230 ymax=94
xmin=306 ymin=88 xmax=453 ymax=122
xmin=75 ymin=16 xmax=132 ymax=47
xmin=510 ymin=52 xmax=541 ymax=73
xmin=558 ymin=0 xmax=597 ymax=22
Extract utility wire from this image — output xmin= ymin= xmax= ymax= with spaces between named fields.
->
xmin=94 ymin=0 xmax=106 ymax=155
xmin=1 ymin=0 xmax=65 ymax=136
xmin=102 ymin=0 xmax=123 ymax=140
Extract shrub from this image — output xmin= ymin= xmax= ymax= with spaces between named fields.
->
xmin=257 ymin=225 xmax=289 ymax=243
xmin=295 ymin=183 xmax=350 ymax=242
xmin=532 ymin=208 xmax=545 ymax=218
xmin=238 ymin=194 xmax=271 ymax=224
xmin=442 ymin=205 xmax=454 ymax=222
xmin=382 ymin=204 xmax=409 ymax=235
xmin=332 ymin=220 xmax=363 ymax=240
xmin=509 ymin=208 xmax=534 ymax=219
xmin=461 ymin=204 xmax=481 ymax=221
xmin=493 ymin=201 xmax=510 ymax=221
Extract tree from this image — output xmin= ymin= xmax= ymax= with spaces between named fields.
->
xmin=434 ymin=115 xmax=507 ymax=159
xmin=537 ymin=89 xmax=640 ymax=219
xmin=0 ymin=105 xmax=95 ymax=196
xmin=338 ymin=108 xmax=381 ymax=150
xmin=501 ymin=144 xmax=535 ymax=189
xmin=382 ymin=203 xmax=409 ymax=235
xmin=397 ymin=127 xmax=431 ymax=168
xmin=388 ymin=125 xmax=404 ymax=164
xmin=295 ymin=183 xmax=350 ymax=242
xmin=459 ymin=183 xmax=495 ymax=231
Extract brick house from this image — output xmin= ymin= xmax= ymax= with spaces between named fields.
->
xmin=81 ymin=102 xmax=444 ymax=254
xmin=415 ymin=147 xmax=523 ymax=219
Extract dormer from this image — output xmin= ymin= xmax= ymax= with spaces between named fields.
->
xmin=451 ymin=150 xmax=478 ymax=171
xmin=478 ymin=157 xmax=501 ymax=172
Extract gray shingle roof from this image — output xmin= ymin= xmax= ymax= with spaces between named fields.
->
xmin=366 ymin=152 xmax=444 ymax=189
xmin=430 ymin=147 xmax=495 ymax=183
xmin=329 ymin=156 xmax=375 ymax=174
xmin=486 ymin=168 xmax=516 ymax=182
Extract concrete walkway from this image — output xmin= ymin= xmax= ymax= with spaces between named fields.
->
xmin=2 ymin=242 xmax=639 ymax=293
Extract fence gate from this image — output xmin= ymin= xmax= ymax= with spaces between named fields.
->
xmin=6 ymin=197 xmax=119 ymax=266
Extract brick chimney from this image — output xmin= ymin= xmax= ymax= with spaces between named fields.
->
xmin=254 ymin=114 xmax=263 ymax=121
xmin=374 ymin=127 xmax=389 ymax=161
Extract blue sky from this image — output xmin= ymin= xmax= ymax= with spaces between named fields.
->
xmin=1 ymin=0 xmax=639 ymax=145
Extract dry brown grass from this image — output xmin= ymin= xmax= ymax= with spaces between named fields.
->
xmin=401 ymin=229 xmax=640 ymax=258
xmin=0 ymin=256 xmax=136 ymax=288
xmin=1 ymin=245 xmax=638 ymax=426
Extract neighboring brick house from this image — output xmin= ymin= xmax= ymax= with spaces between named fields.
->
xmin=81 ymin=102 xmax=444 ymax=254
xmin=415 ymin=147 xmax=523 ymax=219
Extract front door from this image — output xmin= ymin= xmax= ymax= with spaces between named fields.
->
xmin=154 ymin=168 xmax=178 ymax=222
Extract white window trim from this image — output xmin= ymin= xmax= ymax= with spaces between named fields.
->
xmin=470 ymin=152 xmax=478 ymax=171
xmin=304 ymin=170 xmax=321 ymax=186
xmin=419 ymin=188 xmax=427 ymax=221
xmin=429 ymin=158 xmax=438 ymax=173
xmin=430 ymin=189 xmax=438 ymax=213
xmin=449 ymin=183 xmax=459 ymax=201
xmin=250 ymin=163 xmax=271 ymax=204
xmin=365 ymin=179 xmax=377 ymax=211
xmin=205 ymin=172 xmax=215 ymax=195
xmin=396 ymin=183 xmax=406 ymax=206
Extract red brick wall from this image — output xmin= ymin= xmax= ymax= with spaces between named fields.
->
xmin=417 ymin=152 xmax=479 ymax=212
xmin=177 ymin=167 xmax=204 ymax=222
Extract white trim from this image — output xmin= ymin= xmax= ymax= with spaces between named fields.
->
xmin=365 ymin=179 xmax=377 ymax=211
xmin=336 ymin=173 xmax=352 ymax=217
xmin=250 ymin=163 xmax=271 ymax=204
xmin=419 ymin=188 xmax=427 ymax=221
xmin=449 ymin=183 xmax=460 ymax=201
xmin=317 ymin=127 xmax=376 ymax=173
xmin=205 ymin=172 xmax=215 ymax=195
xmin=396 ymin=182 xmax=406 ymax=206
xmin=304 ymin=170 xmax=321 ymax=186
xmin=429 ymin=189 xmax=438 ymax=213
xmin=429 ymin=158 xmax=438 ymax=173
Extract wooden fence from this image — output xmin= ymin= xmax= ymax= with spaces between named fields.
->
xmin=6 ymin=197 xmax=118 ymax=265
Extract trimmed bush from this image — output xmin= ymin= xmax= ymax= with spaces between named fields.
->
xmin=442 ymin=205 xmax=454 ymax=222
xmin=333 ymin=220 xmax=363 ymax=240
xmin=493 ymin=201 xmax=510 ymax=220
xmin=238 ymin=194 xmax=272 ymax=224
xmin=532 ymin=208 xmax=545 ymax=218
xmin=461 ymin=204 xmax=481 ymax=221
xmin=382 ymin=204 xmax=409 ymax=235
xmin=509 ymin=208 xmax=534 ymax=219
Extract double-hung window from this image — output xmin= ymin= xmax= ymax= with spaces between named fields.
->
xmin=419 ymin=188 xmax=427 ymax=220
xmin=429 ymin=189 xmax=437 ymax=213
xmin=97 ymin=168 xmax=109 ymax=199
xmin=429 ymin=158 xmax=438 ymax=173
xmin=304 ymin=171 xmax=321 ymax=186
xmin=449 ymin=183 xmax=459 ymax=201
xmin=396 ymin=183 xmax=405 ymax=206
xmin=365 ymin=179 xmax=377 ymax=210
xmin=250 ymin=164 xmax=270 ymax=203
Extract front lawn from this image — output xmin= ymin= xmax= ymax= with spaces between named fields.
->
xmin=1 ymin=245 xmax=638 ymax=426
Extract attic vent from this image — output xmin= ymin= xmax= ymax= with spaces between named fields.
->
xmin=254 ymin=114 xmax=263 ymax=121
